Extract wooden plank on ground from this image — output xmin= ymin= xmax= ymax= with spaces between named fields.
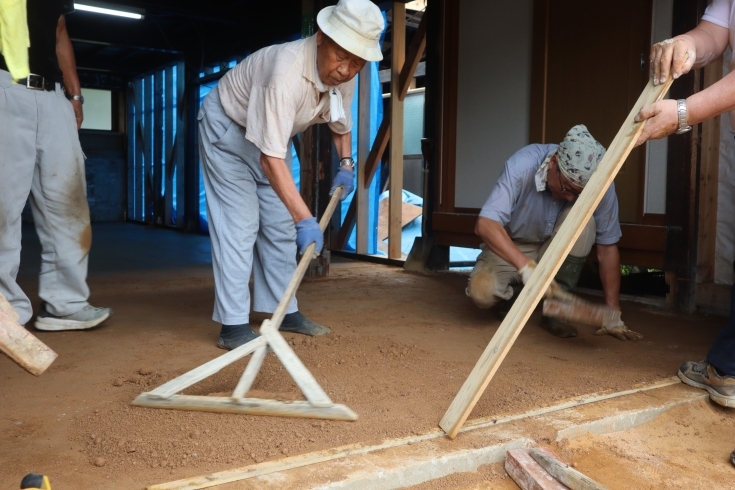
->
xmin=505 ymin=448 xmax=570 ymax=490
xmin=0 ymin=307 xmax=57 ymax=376
xmin=388 ymin=1 xmax=406 ymax=260
xmin=438 ymin=78 xmax=673 ymax=439
xmin=529 ymin=449 xmax=608 ymax=490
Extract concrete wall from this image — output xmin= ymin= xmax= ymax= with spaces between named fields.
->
xmin=454 ymin=0 xmax=534 ymax=209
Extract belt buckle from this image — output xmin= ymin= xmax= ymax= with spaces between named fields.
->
xmin=26 ymin=74 xmax=45 ymax=91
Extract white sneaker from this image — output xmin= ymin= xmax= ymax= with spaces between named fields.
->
xmin=34 ymin=304 xmax=111 ymax=331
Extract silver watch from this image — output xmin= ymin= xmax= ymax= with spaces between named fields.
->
xmin=68 ymin=94 xmax=84 ymax=104
xmin=339 ymin=157 xmax=355 ymax=169
xmin=675 ymin=99 xmax=691 ymax=134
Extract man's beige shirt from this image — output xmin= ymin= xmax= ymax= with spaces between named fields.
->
xmin=217 ymin=34 xmax=355 ymax=160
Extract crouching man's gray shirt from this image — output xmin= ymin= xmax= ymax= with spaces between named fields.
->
xmin=479 ymin=144 xmax=622 ymax=245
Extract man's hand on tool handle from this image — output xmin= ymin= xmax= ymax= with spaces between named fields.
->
xmin=330 ymin=167 xmax=354 ymax=200
xmin=518 ymin=260 xmax=569 ymax=301
xmin=595 ymin=312 xmax=644 ymax=341
xmin=296 ymin=217 xmax=323 ymax=258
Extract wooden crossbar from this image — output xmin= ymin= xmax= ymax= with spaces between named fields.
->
xmin=438 ymin=78 xmax=674 ymax=439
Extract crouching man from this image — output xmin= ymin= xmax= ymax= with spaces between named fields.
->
xmin=466 ymin=125 xmax=641 ymax=341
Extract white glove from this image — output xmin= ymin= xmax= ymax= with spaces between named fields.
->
xmin=595 ymin=312 xmax=643 ymax=341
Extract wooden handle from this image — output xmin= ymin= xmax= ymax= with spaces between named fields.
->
xmin=261 ymin=187 xmax=343 ymax=334
xmin=542 ymin=299 xmax=619 ymax=327
xmin=0 ymin=308 xmax=58 ymax=376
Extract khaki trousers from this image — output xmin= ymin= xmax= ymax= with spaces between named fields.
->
xmin=466 ymin=207 xmax=596 ymax=309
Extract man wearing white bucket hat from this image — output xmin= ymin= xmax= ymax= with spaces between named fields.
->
xmin=198 ymin=0 xmax=384 ymax=350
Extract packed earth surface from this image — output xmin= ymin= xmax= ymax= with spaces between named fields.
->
xmin=1 ymin=223 xmax=733 ymax=489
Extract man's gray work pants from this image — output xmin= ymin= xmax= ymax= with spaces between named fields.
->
xmin=0 ymin=70 xmax=91 ymax=325
xmin=198 ymin=88 xmax=298 ymax=325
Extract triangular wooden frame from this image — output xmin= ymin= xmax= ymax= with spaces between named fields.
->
xmin=133 ymin=189 xmax=357 ymax=421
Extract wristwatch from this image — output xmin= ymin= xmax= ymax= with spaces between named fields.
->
xmin=675 ymin=99 xmax=691 ymax=134
xmin=67 ymin=93 xmax=84 ymax=104
xmin=339 ymin=157 xmax=355 ymax=169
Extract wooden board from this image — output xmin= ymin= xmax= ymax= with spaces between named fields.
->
xmin=439 ymin=78 xmax=674 ymax=439
xmin=378 ymin=199 xmax=423 ymax=241
xmin=530 ymin=449 xmax=608 ymax=490
xmin=133 ymin=394 xmax=356 ymax=420
xmin=0 ymin=292 xmax=20 ymax=322
xmin=0 ymin=308 xmax=58 ymax=376
xmin=505 ymin=448 xmax=570 ymax=490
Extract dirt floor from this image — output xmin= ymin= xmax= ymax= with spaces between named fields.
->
xmin=1 ymin=223 xmax=733 ymax=489
xmin=409 ymin=399 xmax=735 ymax=489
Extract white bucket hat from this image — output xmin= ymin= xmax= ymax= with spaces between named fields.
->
xmin=317 ymin=0 xmax=384 ymax=62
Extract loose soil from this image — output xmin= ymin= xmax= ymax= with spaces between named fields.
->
xmin=1 ymin=225 xmax=732 ymax=489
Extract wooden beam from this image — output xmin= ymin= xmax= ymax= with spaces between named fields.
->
xmin=335 ymin=12 xmax=429 ymax=251
xmin=356 ymin=63 xmax=372 ymax=254
xmin=389 ymin=1 xmax=406 ymax=259
xmin=696 ymin=58 xmax=722 ymax=284
xmin=398 ymin=10 xmax=427 ymax=101
xmin=363 ymin=118 xmax=390 ymax=186
xmin=505 ymin=448 xmax=569 ymax=490
xmin=438 ymin=78 xmax=673 ymax=439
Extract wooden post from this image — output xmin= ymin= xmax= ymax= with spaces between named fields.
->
xmin=696 ymin=58 xmax=722 ymax=285
xmin=389 ymin=2 xmax=406 ymax=259
xmin=439 ymin=79 xmax=673 ymax=439
xmin=356 ymin=63 xmax=372 ymax=254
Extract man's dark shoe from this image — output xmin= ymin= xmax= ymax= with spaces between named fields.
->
xmin=678 ymin=360 xmax=735 ymax=408
xmin=280 ymin=311 xmax=330 ymax=336
xmin=540 ymin=315 xmax=578 ymax=338
xmin=217 ymin=323 xmax=259 ymax=350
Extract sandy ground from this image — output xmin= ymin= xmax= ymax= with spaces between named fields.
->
xmin=1 ymin=224 xmax=732 ymax=489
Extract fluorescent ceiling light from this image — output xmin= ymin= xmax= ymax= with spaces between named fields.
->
xmin=75 ymin=3 xmax=144 ymax=19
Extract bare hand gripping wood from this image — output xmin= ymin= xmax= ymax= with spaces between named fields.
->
xmin=0 ymin=293 xmax=58 ymax=376
xmin=439 ymin=79 xmax=674 ymax=438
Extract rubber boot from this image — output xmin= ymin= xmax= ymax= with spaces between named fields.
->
xmin=541 ymin=255 xmax=587 ymax=338
xmin=217 ymin=323 xmax=259 ymax=350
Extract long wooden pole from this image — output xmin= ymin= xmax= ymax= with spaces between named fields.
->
xmin=439 ymin=79 xmax=674 ymax=439
xmin=388 ymin=2 xmax=406 ymax=259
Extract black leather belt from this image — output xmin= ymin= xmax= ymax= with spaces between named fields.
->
xmin=17 ymin=74 xmax=55 ymax=91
